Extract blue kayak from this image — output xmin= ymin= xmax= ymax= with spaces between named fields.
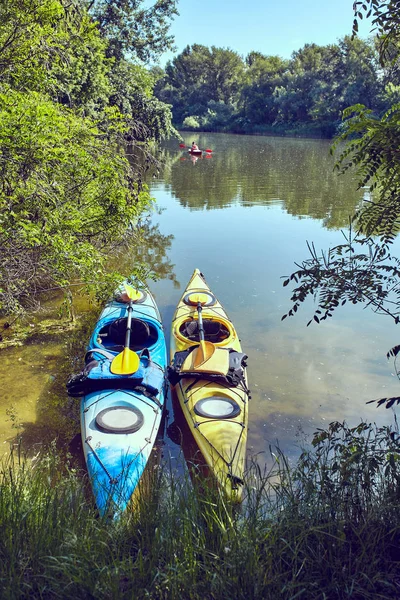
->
xmin=67 ymin=282 xmax=167 ymax=517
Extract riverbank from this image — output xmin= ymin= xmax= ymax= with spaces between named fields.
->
xmin=1 ymin=421 xmax=399 ymax=599
xmin=178 ymin=120 xmax=339 ymax=139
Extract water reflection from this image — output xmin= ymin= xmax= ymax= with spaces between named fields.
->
xmin=148 ymin=132 xmax=399 ymax=464
xmin=159 ymin=133 xmax=361 ymax=228
xmin=111 ymin=215 xmax=179 ymax=287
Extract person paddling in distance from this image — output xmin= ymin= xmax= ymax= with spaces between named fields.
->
xmin=191 ymin=141 xmax=199 ymax=151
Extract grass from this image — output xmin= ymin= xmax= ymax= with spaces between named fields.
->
xmin=1 ymin=421 xmax=400 ymax=599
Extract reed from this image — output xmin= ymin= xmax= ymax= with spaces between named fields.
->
xmin=1 ymin=422 xmax=400 ymax=599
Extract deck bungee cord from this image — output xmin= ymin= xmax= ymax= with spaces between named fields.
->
xmin=178 ymin=376 xmax=249 ymax=487
xmin=83 ymin=387 xmax=163 ymax=413
xmin=83 ymin=404 xmax=159 ymax=487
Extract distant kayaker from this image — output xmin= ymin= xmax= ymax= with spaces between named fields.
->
xmin=191 ymin=141 xmax=199 ymax=151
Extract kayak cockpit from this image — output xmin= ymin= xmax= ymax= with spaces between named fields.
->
xmin=179 ymin=318 xmax=230 ymax=343
xmin=175 ymin=316 xmax=235 ymax=347
xmin=95 ymin=317 xmax=159 ymax=353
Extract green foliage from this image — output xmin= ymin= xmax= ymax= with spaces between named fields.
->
xmin=0 ymin=90 xmax=152 ymax=313
xmin=155 ymin=37 xmax=385 ymax=137
xmin=332 ymin=102 xmax=400 ymax=239
xmin=353 ymin=0 xmax=400 ymax=65
xmin=0 ymin=0 xmax=177 ymax=136
xmin=108 ymin=59 xmax=176 ymax=141
xmin=90 ymin=0 xmax=178 ymax=63
xmin=183 ymin=115 xmax=200 ymax=129
xmin=1 ymin=421 xmax=400 ymax=598
xmin=0 ymin=0 xmax=177 ymax=315
xmin=240 ymin=53 xmax=289 ymax=125
xmin=0 ymin=0 xmax=111 ymax=114
xmin=45 ymin=10 xmax=111 ymax=115
xmin=281 ymin=229 xmax=400 ymax=325
xmin=155 ymin=44 xmax=245 ymax=129
xmin=269 ymin=38 xmax=382 ymax=129
xmin=380 ymin=81 xmax=400 ymax=105
xmin=0 ymin=0 xmax=64 ymax=91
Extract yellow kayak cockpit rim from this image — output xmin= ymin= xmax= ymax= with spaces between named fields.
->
xmin=174 ymin=315 xmax=236 ymax=347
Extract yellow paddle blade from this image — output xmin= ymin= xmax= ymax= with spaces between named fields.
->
xmin=110 ymin=347 xmax=140 ymax=375
xmin=193 ymin=340 xmax=216 ymax=368
xmin=187 ymin=292 xmax=211 ymax=306
xmin=182 ymin=345 xmax=228 ymax=374
xmin=124 ymin=285 xmax=143 ymax=302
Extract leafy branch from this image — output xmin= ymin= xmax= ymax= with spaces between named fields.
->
xmin=352 ymin=0 xmax=400 ymax=65
xmin=282 ymin=224 xmax=400 ymax=325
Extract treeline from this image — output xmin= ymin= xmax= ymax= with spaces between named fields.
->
xmin=0 ymin=0 xmax=177 ymax=314
xmin=154 ymin=36 xmax=399 ymax=137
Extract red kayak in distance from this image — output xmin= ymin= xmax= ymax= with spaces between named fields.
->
xmin=179 ymin=143 xmax=213 ymax=155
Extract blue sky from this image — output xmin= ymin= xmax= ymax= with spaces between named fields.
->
xmin=159 ymin=0 xmax=374 ymax=65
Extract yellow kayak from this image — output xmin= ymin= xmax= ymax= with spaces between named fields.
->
xmin=169 ymin=269 xmax=249 ymax=501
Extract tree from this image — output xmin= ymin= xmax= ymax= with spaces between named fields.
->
xmin=0 ymin=91 xmax=152 ymax=313
xmin=207 ymin=46 xmax=245 ymax=105
xmin=272 ymin=39 xmax=381 ymax=132
xmin=352 ymin=0 xmax=400 ymax=64
xmin=282 ymin=1 xmax=400 ymax=408
xmin=157 ymin=37 xmax=382 ymax=136
xmin=239 ymin=53 xmax=288 ymax=125
xmin=86 ymin=0 xmax=177 ymax=141
xmin=154 ymin=44 xmax=245 ymax=128
xmin=0 ymin=0 xmax=177 ymax=314
xmin=0 ymin=0 xmax=111 ymax=114
xmin=107 ymin=60 xmax=175 ymax=141
xmin=89 ymin=0 xmax=178 ymax=63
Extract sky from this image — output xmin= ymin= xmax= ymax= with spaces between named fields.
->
xmin=158 ymin=0 xmax=374 ymax=65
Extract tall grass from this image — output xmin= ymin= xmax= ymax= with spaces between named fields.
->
xmin=1 ymin=422 xmax=400 ymax=599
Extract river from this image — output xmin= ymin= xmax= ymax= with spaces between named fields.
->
xmin=0 ymin=132 xmax=398 ymax=464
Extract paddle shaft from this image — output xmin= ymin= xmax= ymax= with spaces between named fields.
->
xmin=192 ymin=300 xmax=215 ymax=367
xmin=179 ymin=144 xmax=212 ymax=153
xmin=197 ymin=302 xmax=206 ymax=343
xmin=124 ymin=301 xmax=133 ymax=349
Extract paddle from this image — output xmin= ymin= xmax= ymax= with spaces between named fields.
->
xmin=193 ymin=301 xmax=215 ymax=368
xmin=110 ymin=289 xmax=140 ymax=375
